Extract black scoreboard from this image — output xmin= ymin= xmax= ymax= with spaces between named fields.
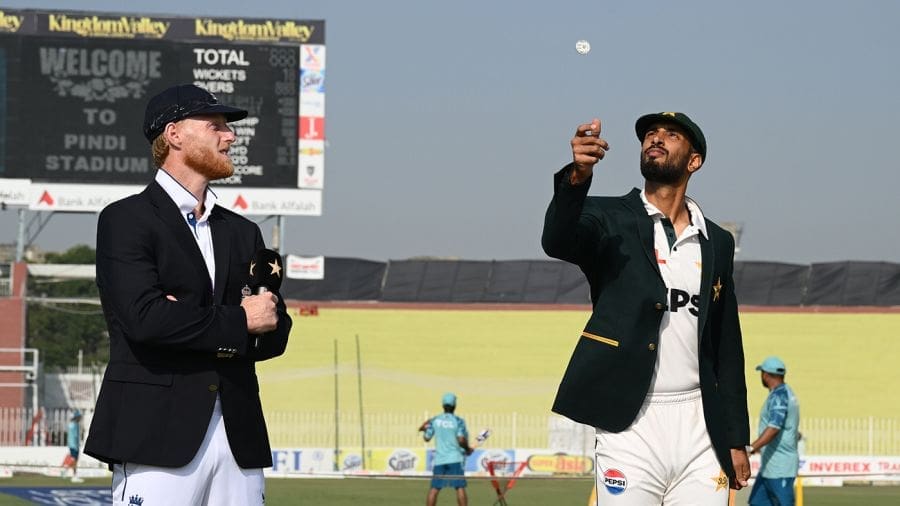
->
xmin=0 ymin=9 xmax=324 ymax=190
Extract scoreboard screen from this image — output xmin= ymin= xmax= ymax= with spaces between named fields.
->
xmin=0 ymin=9 xmax=324 ymax=215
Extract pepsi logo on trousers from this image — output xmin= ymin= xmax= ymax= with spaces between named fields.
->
xmin=603 ymin=468 xmax=628 ymax=495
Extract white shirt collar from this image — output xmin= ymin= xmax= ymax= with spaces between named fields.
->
xmin=155 ymin=169 xmax=217 ymax=222
xmin=640 ymin=189 xmax=708 ymax=239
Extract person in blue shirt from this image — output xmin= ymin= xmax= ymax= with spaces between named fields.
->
xmin=418 ymin=393 xmax=472 ymax=506
xmin=748 ymin=357 xmax=800 ymax=506
xmin=65 ymin=410 xmax=84 ymax=483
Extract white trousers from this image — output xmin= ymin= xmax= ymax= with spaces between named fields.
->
xmin=594 ymin=389 xmax=729 ymax=506
xmin=112 ymin=397 xmax=265 ymax=506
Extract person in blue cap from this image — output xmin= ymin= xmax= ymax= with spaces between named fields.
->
xmin=64 ymin=409 xmax=84 ymax=483
xmin=748 ymin=356 xmax=801 ymax=506
xmin=418 ymin=392 xmax=472 ymax=506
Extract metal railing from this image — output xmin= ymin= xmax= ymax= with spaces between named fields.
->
xmin=266 ymin=411 xmax=554 ymax=450
xmin=0 ymin=263 xmax=11 ymax=297
xmin=802 ymin=416 xmax=900 ymax=456
xmin=0 ymin=407 xmax=86 ymax=447
xmin=0 ymin=409 xmax=897 ymax=457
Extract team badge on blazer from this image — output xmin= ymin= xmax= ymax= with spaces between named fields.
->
xmin=241 ymin=284 xmax=252 ymax=299
xmin=712 ymin=277 xmax=723 ymax=302
xmin=269 ymin=258 xmax=282 ymax=277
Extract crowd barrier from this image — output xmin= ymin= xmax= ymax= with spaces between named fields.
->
xmin=3 ymin=408 xmax=898 ymax=459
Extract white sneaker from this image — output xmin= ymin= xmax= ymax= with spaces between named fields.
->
xmin=70 ymin=476 xmax=84 ymax=483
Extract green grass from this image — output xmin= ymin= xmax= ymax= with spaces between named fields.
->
xmin=260 ymin=308 xmax=582 ymax=415
xmin=741 ymin=313 xmax=900 ymax=419
xmin=0 ymin=477 xmax=898 ymax=505
xmin=267 ymin=477 xmax=594 ymax=505
xmin=260 ymin=308 xmax=900 ymax=420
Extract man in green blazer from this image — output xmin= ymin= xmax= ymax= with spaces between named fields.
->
xmin=542 ymin=112 xmax=751 ymax=505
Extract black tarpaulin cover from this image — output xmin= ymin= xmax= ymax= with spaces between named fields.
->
xmin=281 ymin=257 xmax=900 ymax=306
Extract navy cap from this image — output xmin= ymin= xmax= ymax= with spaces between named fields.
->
xmin=143 ymin=84 xmax=247 ymax=143
xmin=635 ymin=111 xmax=707 ymax=162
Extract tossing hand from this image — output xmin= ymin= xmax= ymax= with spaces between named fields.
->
xmin=569 ymin=118 xmax=610 ymax=185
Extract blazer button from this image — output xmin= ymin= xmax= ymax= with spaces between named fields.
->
xmin=648 ymin=343 xmax=657 ymax=351
xmin=208 ymin=384 xmax=218 ymax=392
xmin=654 ymin=302 xmax=666 ymax=311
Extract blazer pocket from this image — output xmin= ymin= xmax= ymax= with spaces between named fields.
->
xmin=581 ymin=331 xmax=619 ymax=347
xmin=105 ymin=363 xmax=174 ymax=386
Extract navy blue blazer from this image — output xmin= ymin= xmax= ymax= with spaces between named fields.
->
xmin=85 ymin=181 xmax=291 ymax=469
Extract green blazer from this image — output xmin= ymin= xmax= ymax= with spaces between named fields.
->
xmin=542 ymin=165 xmax=749 ymax=479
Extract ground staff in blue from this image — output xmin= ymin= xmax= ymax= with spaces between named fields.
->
xmin=749 ymin=356 xmax=800 ymax=506
xmin=543 ymin=113 xmax=752 ymax=505
xmin=418 ymin=393 xmax=472 ymax=506
xmin=64 ymin=410 xmax=83 ymax=483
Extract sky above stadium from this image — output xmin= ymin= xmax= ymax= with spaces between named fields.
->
xmin=2 ymin=0 xmax=899 ymax=264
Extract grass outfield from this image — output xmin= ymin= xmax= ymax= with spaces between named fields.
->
xmin=259 ymin=309 xmax=582 ymax=415
xmin=260 ymin=308 xmax=900 ymax=420
xmin=740 ymin=312 xmax=900 ymax=419
xmin=0 ymin=477 xmax=898 ymax=505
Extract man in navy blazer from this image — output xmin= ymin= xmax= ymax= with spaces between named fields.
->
xmin=85 ymin=84 xmax=292 ymax=506
xmin=543 ymin=113 xmax=750 ymax=505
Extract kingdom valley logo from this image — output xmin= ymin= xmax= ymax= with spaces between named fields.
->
xmin=0 ymin=11 xmax=24 ymax=32
xmin=194 ymin=18 xmax=315 ymax=42
xmin=47 ymin=14 xmax=170 ymax=38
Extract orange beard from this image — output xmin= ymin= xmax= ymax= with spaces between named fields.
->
xmin=184 ymin=138 xmax=234 ymax=181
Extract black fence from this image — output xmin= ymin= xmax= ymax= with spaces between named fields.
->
xmin=281 ymin=259 xmax=900 ymax=306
